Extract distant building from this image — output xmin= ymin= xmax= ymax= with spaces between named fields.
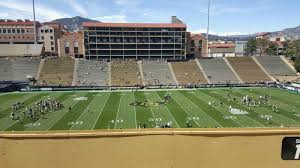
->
xmin=208 ymin=41 xmax=236 ymax=57
xmin=235 ymin=41 xmax=247 ymax=56
xmin=187 ymin=33 xmax=207 ymax=58
xmin=270 ymin=36 xmax=286 ymax=56
xmin=256 ymin=32 xmax=271 ymax=40
xmin=0 ymin=19 xmax=40 ymax=44
xmin=58 ymin=31 xmax=84 ymax=58
xmin=38 ymin=22 xmax=65 ymax=56
xmin=82 ymin=16 xmax=187 ymax=60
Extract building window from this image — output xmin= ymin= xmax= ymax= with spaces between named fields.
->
xmin=65 ymin=47 xmax=70 ymax=54
xmin=50 ymin=36 xmax=54 ymax=40
xmin=74 ymin=47 xmax=78 ymax=54
xmin=8 ymin=29 xmax=11 ymax=34
xmin=12 ymin=29 xmax=16 ymax=33
xmin=41 ymin=29 xmax=44 ymax=33
xmin=51 ymin=41 xmax=54 ymax=45
xmin=0 ymin=29 xmax=2 ymax=34
xmin=50 ymin=29 xmax=53 ymax=33
xmin=41 ymin=36 xmax=44 ymax=40
xmin=65 ymin=42 xmax=70 ymax=47
xmin=45 ymin=29 xmax=49 ymax=33
xmin=17 ymin=29 xmax=20 ymax=33
xmin=74 ymin=42 xmax=78 ymax=47
xmin=3 ymin=29 xmax=6 ymax=34
xmin=21 ymin=29 xmax=25 ymax=34
xmin=51 ymin=47 xmax=55 ymax=51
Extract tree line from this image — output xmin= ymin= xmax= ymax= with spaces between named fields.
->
xmin=245 ymin=38 xmax=300 ymax=72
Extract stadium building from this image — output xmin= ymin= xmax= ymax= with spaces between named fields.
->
xmin=82 ymin=16 xmax=187 ymax=60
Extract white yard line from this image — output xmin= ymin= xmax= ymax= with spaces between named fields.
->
xmin=114 ymin=92 xmax=123 ymax=129
xmin=144 ymin=93 xmax=158 ymax=127
xmin=170 ymin=93 xmax=201 ymax=127
xmin=177 ymin=91 xmax=223 ymax=128
xmin=70 ymin=93 xmax=100 ymax=130
xmin=92 ymin=93 xmax=111 ymax=130
xmin=132 ymin=93 xmax=138 ymax=129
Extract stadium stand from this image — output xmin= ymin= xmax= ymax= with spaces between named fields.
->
xmin=75 ymin=59 xmax=108 ymax=86
xmin=111 ymin=60 xmax=142 ymax=86
xmin=227 ymin=57 xmax=271 ymax=83
xmin=256 ymin=56 xmax=297 ymax=76
xmin=0 ymin=58 xmax=12 ymax=81
xmin=142 ymin=60 xmax=176 ymax=86
xmin=11 ymin=57 xmax=40 ymax=81
xmin=38 ymin=57 xmax=75 ymax=86
xmin=198 ymin=58 xmax=240 ymax=84
xmin=171 ymin=60 xmax=208 ymax=85
xmin=0 ymin=44 xmax=43 ymax=57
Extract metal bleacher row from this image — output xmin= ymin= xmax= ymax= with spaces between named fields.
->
xmin=0 ymin=56 xmax=298 ymax=86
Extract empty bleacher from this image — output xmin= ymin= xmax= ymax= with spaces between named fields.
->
xmin=111 ymin=60 xmax=142 ymax=86
xmin=0 ymin=58 xmax=12 ymax=81
xmin=76 ymin=59 xmax=108 ymax=86
xmin=142 ymin=60 xmax=176 ymax=86
xmin=199 ymin=58 xmax=240 ymax=84
xmin=38 ymin=57 xmax=75 ymax=86
xmin=256 ymin=56 xmax=297 ymax=76
xmin=227 ymin=57 xmax=270 ymax=83
xmin=171 ymin=60 xmax=208 ymax=85
xmin=12 ymin=57 xmax=40 ymax=81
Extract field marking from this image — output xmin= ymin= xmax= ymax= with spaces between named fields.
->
xmin=70 ymin=93 xmax=101 ymax=130
xmin=153 ymin=92 xmax=180 ymax=128
xmin=45 ymin=93 xmax=90 ymax=131
xmin=92 ymin=92 xmax=111 ymax=130
xmin=168 ymin=92 xmax=201 ymax=128
xmin=143 ymin=92 xmax=158 ymax=127
xmin=177 ymin=91 xmax=223 ymax=128
xmin=133 ymin=95 xmax=137 ymax=129
xmin=213 ymin=91 xmax=266 ymax=127
xmin=114 ymin=92 xmax=123 ymax=129
xmin=25 ymin=94 xmax=76 ymax=131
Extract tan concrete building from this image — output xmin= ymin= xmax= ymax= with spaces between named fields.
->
xmin=38 ymin=23 xmax=64 ymax=56
xmin=208 ymin=42 xmax=236 ymax=57
xmin=0 ymin=19 xmax=40 ymax=44
xmin=58 ymin=31 xmax=84 ymax=58
xmin=186 ymin=33 xmax=207 ymax=58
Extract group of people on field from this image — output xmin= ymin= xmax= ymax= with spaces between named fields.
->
xmin=10 ymin=98 xmax=63 ymax=122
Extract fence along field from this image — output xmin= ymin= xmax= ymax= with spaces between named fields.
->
xmin=0 ymin=87 xmax=300 ymax=131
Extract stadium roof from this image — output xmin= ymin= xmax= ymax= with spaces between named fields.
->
xmin=0 ymin=20 xmax=40 ymax=26
xmin=82 ymin=22 xmax=187 ymax=28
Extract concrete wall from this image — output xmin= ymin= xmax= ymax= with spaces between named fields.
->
xmin=0 ymin=44 xmax=43 ymax=57
xmin=0 ymin=128 xmax=300 ymax=168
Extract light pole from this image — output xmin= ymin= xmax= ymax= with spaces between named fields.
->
xmin=206 ymin=0 xmax=211 ymax=57
xmin=32 ymin=0 xmax=37 ymax=43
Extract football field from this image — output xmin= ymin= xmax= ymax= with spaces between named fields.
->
xmin=0 ymin=87 xmax=300 ymax=131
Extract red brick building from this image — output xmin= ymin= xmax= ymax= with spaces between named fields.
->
xmin=0 ymin=19 xmax=40 ymax=44
xmin=58 ymin=31 xmax=84 ymax=58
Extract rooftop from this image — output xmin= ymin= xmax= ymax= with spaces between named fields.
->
xmin=82 ymin=22 xmax=187 ymax=28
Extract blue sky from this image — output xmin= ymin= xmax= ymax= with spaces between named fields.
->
xmin=0 ymin=0 xmax=299 ymax=35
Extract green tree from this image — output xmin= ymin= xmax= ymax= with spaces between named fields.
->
xmin=266 ymin=42 xmax=278 ymax=56
xmin=257 ymin=38 xmax=269 ymax=56
xmin=294 ymin=57 xmax=300 ymax=72
xmin=286 ymin=40 xmax=300 ymax=58
xmin=245 ymin=38 xmax=257 ymax=56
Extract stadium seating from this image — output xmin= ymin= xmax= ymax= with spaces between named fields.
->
xmin=256 ymin=56 xmax=297 ymax=76
xmin=198 ymin=58 xmax=240 ymax=84
xmin=76 ymin=59 xmax=108 ymax=86
xmin=111 ymin=60 xmax=142 ymax=86
xmin=142 ymin=60 xmax=176 ymax=85
xmin=171 ymin=60 xmax=208 ymax=85
xmin=38 ymin=57 xmax=75 ymax=86
xmin=227 ymin=57 xmax=270 ymax=83
xmin=11 ymin=57 xmax=40 ymax=81
xmin=0 ymin=58 xmax=12 ymax=81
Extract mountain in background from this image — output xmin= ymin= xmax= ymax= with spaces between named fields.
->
xmin=51 ymin=16 xmax=100 ymax=32
xmin=270 ymin=26 xmax=300 ymax=40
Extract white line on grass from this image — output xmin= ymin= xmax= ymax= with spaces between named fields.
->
xmin=92 ymin=93 xmax=111 ymax=130
xmin=114 ymin=92 xmax=123 ymax=129
xmin=70 ymin=93 xmax=101 ymax=130
xmin=144 ymin=92 xmax=158 ymax=128
xmin=177 ymin=91 xmax=223 ymax=128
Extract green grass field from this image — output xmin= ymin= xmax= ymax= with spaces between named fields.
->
xmin=0 ymin=87 xmax=299 ymax=131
